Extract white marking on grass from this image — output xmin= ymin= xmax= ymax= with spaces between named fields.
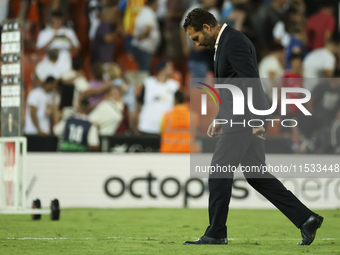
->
xmin=228 ymin=238 xmax=336 ymax=241
xmin=7 ymin=237 xmax=68 ymax=240
xmin=6 ymin=237 xmax=336 ymax=241
xmin=6 ymin=236 xmax=158 ymax=241
xmin=190 ymin=237 xmax=336 ymax=241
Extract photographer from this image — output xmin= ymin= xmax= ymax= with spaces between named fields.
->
xmin=36 ymin=10 xmax=80 ymax=75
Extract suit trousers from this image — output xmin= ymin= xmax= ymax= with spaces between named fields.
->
xmin=204 ymin=128 xmax=316 ymax=239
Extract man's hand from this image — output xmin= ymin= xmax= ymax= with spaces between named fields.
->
xmin=207 ymin=121 xmax=222 ymax=138
xmin=253 ymin=126 xmax=266 ymax=140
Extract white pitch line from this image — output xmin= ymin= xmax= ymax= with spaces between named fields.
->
xmin=227 ymin=238 xmax=336 ymax=241
xmin=7 ymin=238 xmax=68 ymax=240
xmin=6 ymin=237 xmax=157 ymax=240
xmin=5 ymin=237 xmax=337 ymax=241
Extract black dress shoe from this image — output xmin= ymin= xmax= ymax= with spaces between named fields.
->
xmin=297 ymin=215 xmax=324 ymax=245
xmin=183 ymin=235 xmax=228 ymax=245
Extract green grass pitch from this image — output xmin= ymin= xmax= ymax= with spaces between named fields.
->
xmin=0 ymin=208 xmax=339 ymax=255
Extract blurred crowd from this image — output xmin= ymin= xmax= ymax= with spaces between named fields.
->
xmin=0 ymin=0 xmax=339 ymax=153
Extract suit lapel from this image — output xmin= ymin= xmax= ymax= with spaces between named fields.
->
xmin=214 ymin=44 xmax=222 ymax=77
xmin=214 ymin=25 xmax=230 ymax=78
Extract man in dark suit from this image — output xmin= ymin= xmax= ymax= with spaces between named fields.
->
xmin=182 ymin=8 xmax=323 ymax=246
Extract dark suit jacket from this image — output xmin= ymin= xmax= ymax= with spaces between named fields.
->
xmin=214 ymin=25 xmax=270 ymax=133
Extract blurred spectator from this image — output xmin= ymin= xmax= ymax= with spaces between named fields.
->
xmin=259 ymin=44 xmax=285 ymax=102
xmin=227 ymin=4 xmax=247 ymax=32
xmin=13 ymin=0 xmax=340 ymax=154
xmin=105 ymin=63 xmax=139 ymax=133
xmin=280 ymin=53 xmax=304 ymax=150
xmin=298 ymin=72 xmax=340 ymax=139
xmin=252 ymin=0 xmax=286 ymax=54
xmin=281 ymin=53 xmax=303 ymax=116
xmin=35 ymin=49 xmax=61 ymax=84
xmin=137 ymin=60 xmax=179 ymax=135
xmin=88 ymin=85 xmax=123 ymax=136
xmin=293 ymin=0 xmax=306 ymax=11
xmin=163 ymin=0 xmax=184 ymax=65
xmin=85 ymin=63 xmax=111 ymax=107
xmin=15 ymin=0 xmax=43 ymax=50
xmin=103 ymin=62 xmax=135 ymax=112
xmin=156 ymin=0 xmax=167 ymax=21
xmin=311 ymin=78 xmax=340 ymax=125
xmin=87 ymin=0 xmax=104 ymax=42
xmin=24 ymin=76 xmax=58 ymax=135
xmin=273 ymin=3 xmax=303 ymax=48
xmin=36 ymin=10 xmax=80 ymax=75
xmin=285 ymin=23 xmax=307 ymax=70
xmin=182 ymin=0 xmax=196 ymax=10
xmin=53 ymin=98 xmax=100 ymax=151
xmin=226 ymin=4 xmax=256 ymax=45
xmin=48 ymin=0 xmax=70 ymax=20
xmin=160 ymin=90 xmax=195 ymax=153
xmin=103 ymin=62 xmax=123 ymax=81
xmin=118 ymin=0 xmax=145 ymax=54
xmin=132 ymin=0 xmax=161 ymax=71
xmin=18 ymin=0 xmax=30 ymax=23
xmin=282 ymin=53 xmax=303 ymax=79
xmin=180 ymin=0 xmax=221 ymax=78
xmin=303 ymin=40 xmax=338 ymax=91
xmin=91 ymin=5 xmax=120 ymax=64
xmin=103 ymin=63 xmax=130 ymax=134
xmin=61 ymin=57 xmax=90 ymax=109
xmin=111 ymin=82 xmax=130 ymax=134
xmin=220 ymin=0 xmax=235 ymax=22
xmin=306 ymin=1 xmax=335 ymax=51
xmin=122 ymin=78 xmax=137 ymax=113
